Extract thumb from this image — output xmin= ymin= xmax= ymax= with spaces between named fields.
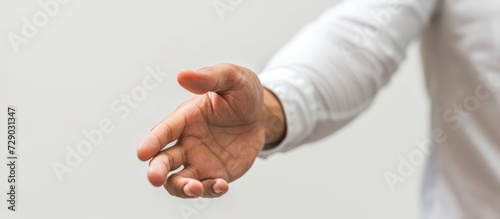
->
xmin=177 ymin=64 xmax=243 ymax=94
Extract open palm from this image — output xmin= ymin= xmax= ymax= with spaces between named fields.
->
xmin=137 ymin=64 xmax=270 ymax=198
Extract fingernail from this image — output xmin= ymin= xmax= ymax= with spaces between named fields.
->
xmin=196 ymin=68 xmax=208 ymax=73
xmin=183 ymin=183 xmax=194 ymax=197
xmin=138 ymin=138 xmax=146 ymax=149
xmin=213 ymin=180 xmax=222 ymax=194
xmin=138 ymin=136 xmax=151 ymax=151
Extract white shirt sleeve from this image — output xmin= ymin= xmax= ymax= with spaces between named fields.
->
xmin=258 ymin=0 xmax=439 ymax=158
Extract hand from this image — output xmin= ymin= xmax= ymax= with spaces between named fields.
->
xmin=137 ymin=63 xmax=286 ymax=198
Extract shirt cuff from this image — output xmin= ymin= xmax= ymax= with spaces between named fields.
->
xmin=257 ymin=68 xmax=318 ymax=158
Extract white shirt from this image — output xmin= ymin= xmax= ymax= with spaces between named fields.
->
xmin=258 ymin=0 xmax=500 ymax=218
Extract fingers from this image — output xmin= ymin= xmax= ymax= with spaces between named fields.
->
xmin=165 ymin=167 xmax=203 ymax=198
xmin=137 ymin=113 xmax=186 ymax=161
xmin=147 ymin=145 xmax=186 ymax=187
xmin=165 ymin=167 xmax=229 ymax=198
xmin=201 ymin=178 xmax=228 ymax=198
xmin=177 ymin=63 xmax=243 ymax=94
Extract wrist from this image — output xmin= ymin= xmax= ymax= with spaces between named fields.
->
xmin=261 ymin=88 xmax=286 ymax=147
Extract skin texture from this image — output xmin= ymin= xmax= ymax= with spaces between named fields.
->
xmin=137 ymin=63 xmax=286 ymax=198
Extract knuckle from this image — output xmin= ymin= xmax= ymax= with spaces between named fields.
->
xmin=164 ymin=152 xmax=174 ymax=169
xmin=219 ymin=62 xmax=237 ymax=70
xmin=149 ymin=132 xmax=162 ymax=148
xmin=159 ymin=121 xmax=173 ymax=141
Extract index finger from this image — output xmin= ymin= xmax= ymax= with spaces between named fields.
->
xmin=137 ymin=112 xmax=186 ymax=161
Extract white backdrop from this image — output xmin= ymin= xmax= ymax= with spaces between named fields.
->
xmin=1 ymin=0 xmax=429 ymax=218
